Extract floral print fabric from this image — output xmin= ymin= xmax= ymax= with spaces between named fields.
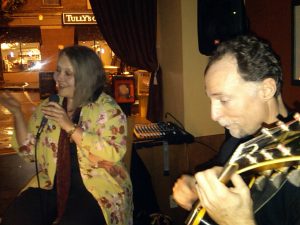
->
xmin=12 ymin=92 xmax=133 ymax=225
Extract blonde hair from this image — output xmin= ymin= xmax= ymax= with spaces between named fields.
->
xmin=58 ymin=45 xmax=106 ymax=108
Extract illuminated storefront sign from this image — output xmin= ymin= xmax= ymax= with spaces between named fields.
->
xmin=62 ymin=13 xmax=97 ymax=24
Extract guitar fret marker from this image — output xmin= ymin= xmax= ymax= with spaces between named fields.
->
xmin=246 ymin=155 xmax=258 ymax=164
xmin=277 ymin=121 xmax=289 ymax=131
xmin=260 ymin=150 xmax=273 ymax=160
xmin=261 ymin=128 xmax=273 ymax=137
xmin=261 ymin=128 xmax=278 ymax=142
xmin=277 ymin=144 xmax=291 ymax=156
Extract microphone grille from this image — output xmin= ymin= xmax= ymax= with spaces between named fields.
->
xmin=49 ymin=94 xmax=59 ymax=103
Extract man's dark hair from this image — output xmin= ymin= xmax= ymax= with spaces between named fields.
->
xmin=204 ymin=35 xmax=283 ymax=96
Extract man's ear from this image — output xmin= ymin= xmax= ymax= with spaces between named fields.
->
xmin=260 ymin=78 xmax=277 ymax=100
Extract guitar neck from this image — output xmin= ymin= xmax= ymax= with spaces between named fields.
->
xmin=218 ymin=163 xmax=239 ymax=183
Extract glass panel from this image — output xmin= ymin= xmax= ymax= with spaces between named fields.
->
xmin=1 ymin=42 xmax=41 ymax=72
xmin=78 ymin=40 xmax=119 ymax=72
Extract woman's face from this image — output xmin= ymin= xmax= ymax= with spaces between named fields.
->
xmin=54 ymin=54 xmax=75 ymax=98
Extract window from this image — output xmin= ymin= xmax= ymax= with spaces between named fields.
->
xmin=79 ymin=40 xmax=114 ymax=66
xmin=75 ymin=26 xmax=120 ymax=73
xmin=1 ymin=42 xmax=42 ymax=72
xmin=42 ymin=0 xmax=61 ymax=6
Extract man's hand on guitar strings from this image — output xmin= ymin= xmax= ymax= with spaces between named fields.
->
xmin=195 ymin=167 xmax=256 ymax=225
xmin=172 ymin=175 xmax=198 ymax=210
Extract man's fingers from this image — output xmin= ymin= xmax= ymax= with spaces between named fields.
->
xmin=230 ymin=173 xmax=250 ymax=195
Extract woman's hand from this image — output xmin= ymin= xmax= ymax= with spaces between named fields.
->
xmin=195 ymin=166 xmax=256 ymax=225
xmin=172 ymin=175 xmax=198 ymax=210
xmin=0 ymin=91 xmax=29 ymax=145
xmin=41 ymin=102 xmax=74 ymax=132
xmin=0 ymin=91 xmax=22 ymax=115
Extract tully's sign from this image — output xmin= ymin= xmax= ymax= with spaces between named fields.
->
xmin=62 ymin=13 xmax=97 ymax=25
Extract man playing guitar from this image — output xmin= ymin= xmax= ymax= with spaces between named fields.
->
xmin=172 ymin=35 xmax=300 ymax=225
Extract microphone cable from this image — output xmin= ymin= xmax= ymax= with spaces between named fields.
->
xmin=34 ymin=133 xmax=46 ymax=224
xmin=34 ymin=94 xmax=59 ymax=188
xmin=34 ymin=123 xmax=46 ymax=224
xmin=34 ymin=94 xmax=59 ymax=225
xmin=165 ymin=112 xmax=217 ymax=152
xmin=164 ymin=112 xmax=184 ymax=129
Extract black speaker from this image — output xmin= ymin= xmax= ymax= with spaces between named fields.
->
xmin=198 ymin=0 xmax=249 ymax=56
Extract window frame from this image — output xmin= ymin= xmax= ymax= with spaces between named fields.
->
xmin=42 ymin=0 xmax=62 ymax=7
xmin=292 ymin=0 xmax=300 ymax=85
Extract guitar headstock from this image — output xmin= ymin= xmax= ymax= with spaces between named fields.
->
xmin=227 ymin=113 xmax=300 ymax=187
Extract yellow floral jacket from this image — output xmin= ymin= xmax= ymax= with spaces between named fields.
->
xmin=12 ymin=92 xmax=133 ymax=225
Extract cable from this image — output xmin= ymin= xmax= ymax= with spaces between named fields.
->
xmin=33 ymin=95 xmax=59 ymax=224
xmin=194 ymin=140 xmax=219 ymax=153
xmin=164 ymin=112 xmax=184 ymax=129
xmin=34 ymin=135 xmax=46 ymax=225
xmin=23 ymin=90 xmax=38 ymax=106
xmin=34 ymin=137 xmax=41 ymax=188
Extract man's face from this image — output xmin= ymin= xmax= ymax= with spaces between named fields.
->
xmin=205 ymin=55 xmax=268 ymax=138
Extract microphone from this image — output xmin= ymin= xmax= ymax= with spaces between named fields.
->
xmin=36 ymin=94 xmax=59 ymax=138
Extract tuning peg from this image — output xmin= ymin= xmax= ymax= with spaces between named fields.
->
xmin=254 ymin=175 xmax=268 ymax=191
xmin=269 ymin=167 xmax=289 ymax=189
xmin=287 ymin=166 xmax=300 ymax=187
xmin=253 ymin=170 xmax=273 ymax=191
xmin=261 ymin=170 xmax=273 ymax=176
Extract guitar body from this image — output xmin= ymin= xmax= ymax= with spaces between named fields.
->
xmin=185 ymin=113 xmax=300 ymax=225
xmin=199 ymin=217 xmax=217 ymax=225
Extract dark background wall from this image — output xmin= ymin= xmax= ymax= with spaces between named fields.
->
xmin=246 ymin=0 xmax=300 ymax=111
